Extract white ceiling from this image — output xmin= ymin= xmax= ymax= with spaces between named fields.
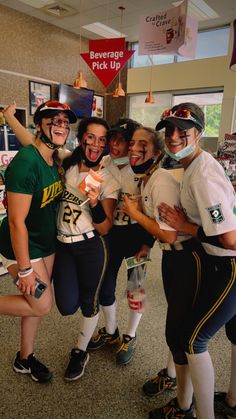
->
xmin=0 ymin=0 xmax=235 ymax=42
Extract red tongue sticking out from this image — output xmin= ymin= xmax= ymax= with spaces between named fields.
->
xmin=130 ymin=156 xmax=140 ymax=166
xmin=90 ymin=150 xmax=99 ymax=160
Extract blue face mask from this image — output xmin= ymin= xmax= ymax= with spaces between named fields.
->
xmin=112 ymin=156 xmax=129 ymax=166
xmin=165 ymin=143 xmax=196 ymax=161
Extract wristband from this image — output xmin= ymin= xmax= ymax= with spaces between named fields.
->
xmin=90 ymin=201 xmax=106 ymax=224
xmin=18 ymin=268 xmax=34 ymax=278
xmin=197 ymin=227 xmax=224 ymax=248
xmin=18 ymin=266 xmax=32 ymax=273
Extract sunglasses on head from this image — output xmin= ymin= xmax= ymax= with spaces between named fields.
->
xmin=40 ymin=101 xmax=71 ymax=112
xmin=161 ymin=108 xmax=200 ymax=125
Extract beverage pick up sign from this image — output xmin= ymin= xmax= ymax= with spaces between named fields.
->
xmin=81 ymin=38 xmax=135 ymax=88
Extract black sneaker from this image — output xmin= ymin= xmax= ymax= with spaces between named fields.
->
xmin=214 ymin=391 xmax=236 ymax=417
xmin=149 ymin=397 xmax=195 ymax=418
xmin=87 ymin=327 xmax=120 ymax=350
xmin=143 ymin=368 xmax=177 ymax=396
xmin=13 ymin=351 xmax=52 ymax=383
xmin=64 ymin=348 xmax=89 ymax=381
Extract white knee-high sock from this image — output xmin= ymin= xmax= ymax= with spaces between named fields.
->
xmin=227 ymin=343 xmax=236 ymax=407
xmin=166 ymin=350 xmax=176 ymax=378
xmin=76 ymin=313 xmax=99 ymax=351
xmin=101 ymin=302 xmax=117 ymax=334
xmin=175 ymin=363 xmax=193 ymax=410
xmin=186 ymin=351 xmax=215 ymax=419
xmin=126 ymin=309 xmax=142 ymax=338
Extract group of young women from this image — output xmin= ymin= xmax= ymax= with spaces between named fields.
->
xmin=1 ymin=100 xmax=236 ymax=419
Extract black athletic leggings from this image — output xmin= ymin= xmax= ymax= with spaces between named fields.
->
xmin=53 ymin=233 xmax=108 ymax=317
xmin=162 ymin=243 xmax=236 ymax=364
xmin=162 ymin=239 xmax=208 ymax=365
xmin=99 ymin=223 xmax=154 ymax=306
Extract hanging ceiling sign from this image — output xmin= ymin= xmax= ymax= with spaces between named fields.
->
xmin=81 ymin=38 xmax=134 ymax=88
xmin=177 ymin=15 xmax=198 ymax=59
xmin=139 ymin=0 xmax=188 ymax=55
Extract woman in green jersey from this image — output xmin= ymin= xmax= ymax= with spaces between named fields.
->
xmin=0 ymin=101 xmax=76 ymax=383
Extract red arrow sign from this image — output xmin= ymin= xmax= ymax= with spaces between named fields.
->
xmin=81 ymin=38 xmax=134 ymax=88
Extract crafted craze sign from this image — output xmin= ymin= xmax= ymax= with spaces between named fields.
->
xmin=81 ymin=38 xmax=134 ymax=88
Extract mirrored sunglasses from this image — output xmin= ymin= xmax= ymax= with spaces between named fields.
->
xmin=161 ymin=108 xmax=198 ymax=124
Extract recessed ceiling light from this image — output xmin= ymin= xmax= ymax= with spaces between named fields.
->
xmin=172 ymin=0 xmax=219 ymax=20
xmin=82 ymin=22 xmax=126 ymax=39
xmin=18 ymin=0 xmax=55 ymax=8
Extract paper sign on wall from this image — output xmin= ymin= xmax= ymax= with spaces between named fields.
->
xmin=81 ymin=38 xmax=135 ymax=88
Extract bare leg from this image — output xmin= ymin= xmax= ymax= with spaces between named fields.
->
xmin=20 ymin=316 xmax=42 ymax=358
xmin=11 ymin=255 xmax=54 ymax=358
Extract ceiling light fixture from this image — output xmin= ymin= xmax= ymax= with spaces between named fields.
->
xmin=74 ymin=0 xmax=87 ymax=89
xmin=113 ymin=6 xmax=126 ymax=98
xmin=82 ymin=22 xmax=126 ymax=39
xmin=145 ymin=56 xmax=155 ymax=104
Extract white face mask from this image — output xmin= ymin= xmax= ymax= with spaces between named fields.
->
xmin=112 ymin=156 xmax=129 ymax=166
xmin=165 ymin=143 xmax=196 ymax=161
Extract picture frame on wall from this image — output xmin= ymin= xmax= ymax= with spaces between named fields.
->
xmin=29 ymin=81 xmax=52 ymax=115
xmin=91 ymin=94 xmax=104 ymax=118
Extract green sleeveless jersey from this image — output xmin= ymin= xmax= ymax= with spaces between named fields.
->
xmin=0 ymin=145 xmax=63 ymax=259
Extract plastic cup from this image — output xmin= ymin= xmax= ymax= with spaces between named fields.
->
xmin=79 ymin=169 xmax=104 ymax=195
xmin=127 ymin=288 xmax=146 ymax=313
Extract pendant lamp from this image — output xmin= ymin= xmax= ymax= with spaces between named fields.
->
xmin=145 ymin=91 xmax=155 ymax=104
xmin=113 ymin=6 xmax=126 ymax=97
xmin=74 ymin=0 xmax=88 ymax=88
xmin=74 ymin=71 xmax=87 ymax=88
xmin=145 ymin=56 xmax=155 ymax=104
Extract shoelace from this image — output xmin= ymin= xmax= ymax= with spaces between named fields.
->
xmin=151 ymin=374 xmax=165 ymax=383
xmin=162 ymin=400 xmax=192 ymax=418
xmin=117 ymin=340 xmax=131 ymax=353
xmin=93 ymin=327 xmax=108 ymax=341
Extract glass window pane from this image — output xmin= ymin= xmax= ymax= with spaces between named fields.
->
xmin=131 ymin=42 xmax=174 ymax=68
xmin=129 ymin=93 xmax=172 ymax=128
xmin=177 ymin=27 xmax=230 ymax=62
xmin=131 ymin=27 xmax=230 ymax=67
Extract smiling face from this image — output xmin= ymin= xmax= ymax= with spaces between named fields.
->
xmin=81 ymin=123 xmax=107 ymax=163
xmin=164 ymin=124 xmax=198 ymax=155
xmin=39 ymin=111 xmax=70 ymax=147
xmin=109 ymin=132 xmax=129 ymax=159
xmin=128 ymin=128 xmax=155 ymax=167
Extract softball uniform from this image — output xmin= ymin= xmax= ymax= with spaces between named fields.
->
xmin=180 ymin=151 xmax=236 ymax=354
xmin=99 ymin=163 xmax=155 ymax=306
xmin=53 ymin=164 xmax=120 ymax=317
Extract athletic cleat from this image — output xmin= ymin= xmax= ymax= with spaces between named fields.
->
xmin=13 ymin=351 xmax=52 ymax=383
xmin=214 ymin=391 xmax=236 ymax=417
xmin=64 ymin=348 xmax=89 ymax=381
xmin=87 ymin=326 xmax=120 ymax=350
xmin=143 ymin=368 xmax=177 ymax=396
xmin=149 ymin=397 xmax=195 ymax=418
xmin=116 ymin=334 xmax=136 ymax=365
